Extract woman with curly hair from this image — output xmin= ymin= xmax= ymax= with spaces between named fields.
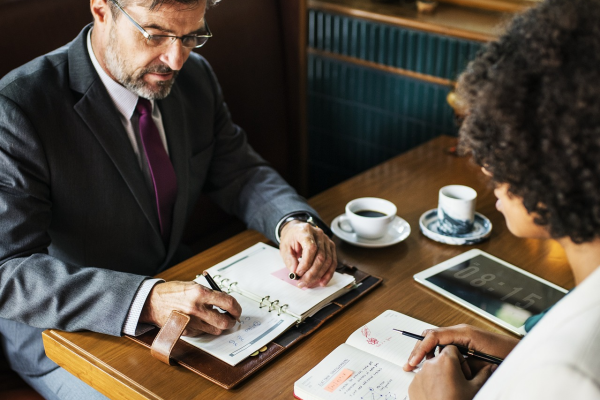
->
xmin=402 ymin=0 xmax=600 ymax=399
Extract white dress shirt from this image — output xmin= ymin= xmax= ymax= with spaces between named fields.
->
xmin=474 ymin=265 xmax=600 ymax=399
xmin=87 ymin=30 xmax=162 ymax=336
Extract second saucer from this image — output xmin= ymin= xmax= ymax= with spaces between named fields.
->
xmin=419 ymin=208 xmax=492 ymax=245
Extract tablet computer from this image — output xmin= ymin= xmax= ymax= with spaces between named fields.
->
xmin=414 ymin=249 xmax=568 ymax=336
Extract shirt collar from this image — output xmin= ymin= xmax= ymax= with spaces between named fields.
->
xmin=86 ymin=29 xmax=152 ymax=119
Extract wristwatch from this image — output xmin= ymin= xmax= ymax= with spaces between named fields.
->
xmin=275 ymin=212 xmax=333 ymax=243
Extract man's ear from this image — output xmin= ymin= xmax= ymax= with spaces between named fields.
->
xmin=90 ymin=0 xmax=111 ymax=25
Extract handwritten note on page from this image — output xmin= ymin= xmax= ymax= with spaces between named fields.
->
xmin=346 ymin=310 xmax=436 ymax=367
xmin=181 ymin=289 xmax=297 ymax=366
xmin=295 ymin=343 xmax=412 ymax=400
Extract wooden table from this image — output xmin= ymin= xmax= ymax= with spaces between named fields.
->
xmin=43 ymin=135 xmax=573 ymax=399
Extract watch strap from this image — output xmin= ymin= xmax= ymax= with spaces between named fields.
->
xmin=275 ymin=212 xmax=333 ymax=243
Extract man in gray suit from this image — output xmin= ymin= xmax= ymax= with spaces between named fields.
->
xmin=0 ymin=0 xmax=338 ymax=398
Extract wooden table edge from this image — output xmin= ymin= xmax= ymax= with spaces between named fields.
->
xmin=42 ymin=330 xmax=162 ymax=400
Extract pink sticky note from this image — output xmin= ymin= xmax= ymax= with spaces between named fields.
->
xmin=271 ymin=268 xmax=300 ymax=287
xmin=324 ymin=369 xmax=353 ymax=392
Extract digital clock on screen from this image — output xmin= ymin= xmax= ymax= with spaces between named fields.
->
xmin=414 ymin=250 xmax=568 ymax=335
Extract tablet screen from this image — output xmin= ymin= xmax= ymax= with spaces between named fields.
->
xmin=425 ymin=254 xmax=567 ymax=328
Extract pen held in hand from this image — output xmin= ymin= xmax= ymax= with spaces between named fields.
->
xmin=201 ymin=271 xmax=240 ymax=323
xmin=393 ymin=329 xmax=504 ymax=365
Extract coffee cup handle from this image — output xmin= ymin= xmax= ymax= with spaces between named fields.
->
xmin=338 ymin=215 xmax=355 ymax=234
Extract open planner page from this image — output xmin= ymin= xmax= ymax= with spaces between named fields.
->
xmin=345 ymin=310 xmax=437 ymax=367
xmin=294 ymin=343 xmax=413 ymax=400
xmin=204 ymin=243 xmax=356 ymax=318
xmin=181 ymin=288 xmax=297 ymax=366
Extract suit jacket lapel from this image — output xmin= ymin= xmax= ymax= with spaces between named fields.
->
xmin=68 ymin=25 xmax=163 ymax=241
xmin=158 ymin=85 xmax=190 ymax=258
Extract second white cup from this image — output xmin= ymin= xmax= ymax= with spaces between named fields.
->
xmin=339 ymin=197 xmax=397 ymax=239
xmin=437 ymin=185 xmax=477 ymax=235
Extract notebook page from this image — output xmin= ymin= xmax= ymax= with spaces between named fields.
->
xmin=345 ymin=310 xmax=437 ymax=368
xmin=294 ymin=343 xmax=413 ymax=400
xmin=181 ymin=287 xmax=297 ymax=366
xmin=204 ymin=243 xmax=355 ymax=317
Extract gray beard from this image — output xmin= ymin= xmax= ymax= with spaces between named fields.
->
xmin=104 ymin=27 xmax=178 ymax=100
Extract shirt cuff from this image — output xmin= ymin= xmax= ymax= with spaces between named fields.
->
xmin=123 ymin=278 xmax=164 ymax=336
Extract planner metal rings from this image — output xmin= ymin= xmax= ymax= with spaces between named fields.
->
xmin=259 ymin=295 xmax=270 ymax=308
xmin=268 ymin=300 xmax=280 ymax=312
xmin=277 ymin=304 xmax=289 ymax=316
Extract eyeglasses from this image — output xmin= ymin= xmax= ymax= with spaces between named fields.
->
xmin=109 ymin=0 xmax=212 ymax=48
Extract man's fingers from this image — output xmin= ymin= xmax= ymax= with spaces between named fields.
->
xmin=299 ymin=234 xmax=337 ymax=288
xmin=184 ymin=292 xmax=239 ymax=333
xmin=318 ymin=260 xmax=336 ymax=287
xmin=184 ymin=315 xmax=232 ymax=336
xmin=318 ymin=239 xmax=338 ymax=286
xmin=278 ymin=221 xmax=338 ymax=289
xmin=295 ymin=231 xmax=318 ymax=278
xmin=301 ymin=236 xmax=327 ymax=283
xmin=144 ymin=281 xmax=242 ymax=335
xmin=282 ymin=250 xmax=300 ymax=275
xmin=203 ymin=289 xmax=242 ymax=321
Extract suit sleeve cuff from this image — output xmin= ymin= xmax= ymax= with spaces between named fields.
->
xmin=123 ymin=278 xmax=164 ymax=336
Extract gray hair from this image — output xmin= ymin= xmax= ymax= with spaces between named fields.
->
xmin=111 ymin=0 xmax=221 ymax=13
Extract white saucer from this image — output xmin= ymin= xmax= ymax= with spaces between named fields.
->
xmin=419 ymin=209 xmax=492 ymax=245
xmin=331 ymin=214 xmax=411 ymax=248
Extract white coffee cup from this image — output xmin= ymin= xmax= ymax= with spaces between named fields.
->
xmin=339 ymin=197 xmax=397 ymax=239
xmin=437 ymin=185 xmax=477 ymax=235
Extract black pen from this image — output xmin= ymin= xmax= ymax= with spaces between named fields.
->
xmin=393 ymin=329 xmax=504 ymax=365
xmin=201 ymin=271 xmax=240 ymax=322
xmin=202 ymin=271 xmax=222 ymax=292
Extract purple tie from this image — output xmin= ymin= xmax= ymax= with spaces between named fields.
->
xmin=136 ymin=98 xmax=177 ymax=243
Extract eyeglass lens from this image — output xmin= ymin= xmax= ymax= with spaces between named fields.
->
xmin=146 ymin=35 xmax=209 ymax=48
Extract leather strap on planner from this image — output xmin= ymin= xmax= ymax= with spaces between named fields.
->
xmin=150 ymin=310 xmax=190 ymax=365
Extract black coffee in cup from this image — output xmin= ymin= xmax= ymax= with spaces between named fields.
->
xmin=355 ymin=210 xmax=387 ymax=218
xmin=343 ymin=198 xmax=397 ymax=239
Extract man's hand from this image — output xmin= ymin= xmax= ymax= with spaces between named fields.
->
xmin=408 ymin=346 xmax=495 ymax=400
xmin=279 ymin=220 xmax=337 ymax=288
xmin=139 ymin=281 xmax=242 ymax=336
xmin=403 ymin=324 xmax=518 ymax=375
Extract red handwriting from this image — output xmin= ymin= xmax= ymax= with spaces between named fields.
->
xmin=361 ymin=326 xmax=371 ymax=338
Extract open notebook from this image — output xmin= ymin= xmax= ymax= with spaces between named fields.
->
xmin=294 ymin=310 xmax=436 ymax=400
xmin=183 ymin=243 xmax=356 ymax=366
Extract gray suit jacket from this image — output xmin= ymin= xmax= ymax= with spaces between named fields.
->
xmin=0 ymin=25 xmax=316 ymax=376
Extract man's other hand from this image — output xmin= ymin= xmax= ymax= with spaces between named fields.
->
xmin=279 ymin=220 xmax=337 ymax=288
xmin=139 ymin=281 xmax=242 ymax=336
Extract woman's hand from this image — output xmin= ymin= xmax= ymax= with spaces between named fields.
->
xmin=408 ymin=345 xmax=496 ymax=400
xmin=403 ymin=324 xmax=519 ymax=375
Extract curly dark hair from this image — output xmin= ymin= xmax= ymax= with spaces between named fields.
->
xmin=457 ymin=0 xmax=600 ymax=243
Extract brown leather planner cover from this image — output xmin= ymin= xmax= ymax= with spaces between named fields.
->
xmin=126 ymin=264 xmax=382 ymax=389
